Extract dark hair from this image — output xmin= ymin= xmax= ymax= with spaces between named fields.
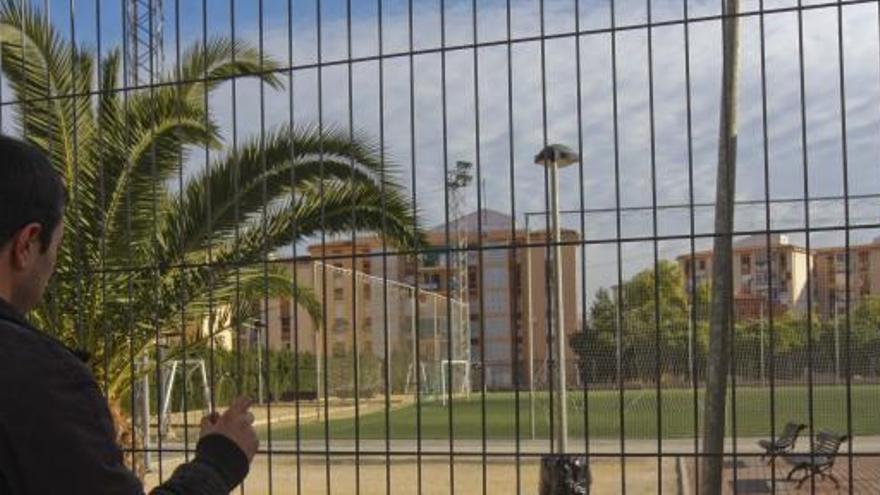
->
xmin=0 ymin=135 xmax=66 ymax=251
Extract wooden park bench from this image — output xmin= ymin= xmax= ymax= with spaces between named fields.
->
xmin=784 ymin=431 xmax=849 ymax=489
xmin=757 ymin=422 xmax=805 ymax=463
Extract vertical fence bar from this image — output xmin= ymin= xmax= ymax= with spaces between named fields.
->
xmin=645 ymin=0 xmax=663 ymax=489
xmin=573 ymin=0 xmax=591 ymax=477
xmin=439 ymin=1 xmax=456 ymax=493
xmin=538 ymin=0 xmax=556 ymax=461
xmin=141 ymin=0 xmax=162 ymax=478
xmin=286 ymin=1 xmax=303 ymax=493
xmin=256 ymin=0 xmax=273 ymax=490
xmin=795 ymin=1 xmax=818 ymax=492
xmin=683 ymin=0 xmax=700 ymax=491
xmin=228 ymin=1 xmax=244 ymax=468
xmin=199 ymin=0 xmax=216 ymax=418
xmin=469 ymin=0 xmax=489 ymax=492
xmin=407 ymin=1 xmax=424 ymax=492
xmin=609 ymin=0 xmax=628 ymax=491
xmin=505 ymin=0 xmax=522 ymax=492
xmin=345 ymin=0 xmax=361 ymax=492
xmin=757 ymin=0 xmax=778 ymax=492
xmin=120 ymin=0 xmax=138 ymax=471
xmin=171 ymin=0 xmax=192 ymax=465
xmin=835 ymin=2 xmax=855 ymax=492
xmin=375 ymin=0 xmax=393 ymax=492
xmin=314 ymin=0 xmax=331 ymax=491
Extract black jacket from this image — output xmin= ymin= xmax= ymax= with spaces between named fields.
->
xmin=0 ymin=298 xmax=249 ymax=494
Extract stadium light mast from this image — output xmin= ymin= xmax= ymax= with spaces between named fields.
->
xmin=127 ymin=0 xmax=164 ymax=88
xmin=126 ymin=0 xmax=164 ymax=474
xmin=534 ymin=144 xmax=579 ymax=455
xmin=447 ymin=161 xmax=473 ymax=385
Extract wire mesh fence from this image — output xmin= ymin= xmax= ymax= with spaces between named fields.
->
xmin=4 ymin=0 xmax=880 ymax=492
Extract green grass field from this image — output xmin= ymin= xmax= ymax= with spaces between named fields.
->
xmin=256 ymin=384 xmax=880 ymax=441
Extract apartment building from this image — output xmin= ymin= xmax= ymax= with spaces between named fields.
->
xmin=414 ymin=209 xmax=580 ymax=389
xmin=232 ymin=209 xmax=580 ymax=391
xmin=814 ymin=241 xmax=880 ymax=319
xmin=677 ymin=235 xmax=880 ymax=319
xmin=677 ymin=234 xmax=812 ymax=317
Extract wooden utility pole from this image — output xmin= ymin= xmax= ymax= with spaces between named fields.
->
xmin=700 ymin=0 xmax=741 ymax=493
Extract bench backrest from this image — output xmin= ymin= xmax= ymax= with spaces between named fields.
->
xmin=814 ymin=431 xmax=848 ymax=458
xmin=775 ymin=422 xmax=805 ymax=448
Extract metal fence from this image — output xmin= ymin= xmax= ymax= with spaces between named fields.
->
xmin=4 ymin=0 xmax=880 ymax=492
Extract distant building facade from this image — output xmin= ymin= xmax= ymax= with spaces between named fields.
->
xmin=416 ymin=209 xmax=580 ymax=390
xmin=678 ymin=234 xmax=880 ymax=319
xmin=229 ymin=209 xmax=580 ymax=391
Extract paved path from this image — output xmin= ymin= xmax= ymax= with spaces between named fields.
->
xmin=684 ymin=456 xmax=880 ymax=494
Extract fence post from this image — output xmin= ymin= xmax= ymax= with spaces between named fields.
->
xmin=701 ymin=0 xmax=741 ymax=493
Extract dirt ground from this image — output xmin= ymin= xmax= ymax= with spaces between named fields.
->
xmin=146 ymin=455 xmax=679 ymax=494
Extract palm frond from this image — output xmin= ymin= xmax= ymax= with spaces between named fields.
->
xmin=155 ymin=124 xmax=409 ymax=267
xmin=169 ymin=36 xmax=282 ymax=105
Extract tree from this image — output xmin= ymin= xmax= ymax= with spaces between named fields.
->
xmin=571 ymin=261 xmax=709 ymax=384
xmin=0 ymin=0 xmax=420 ymax=465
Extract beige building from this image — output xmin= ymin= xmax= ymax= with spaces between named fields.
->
xmin=232 ymin=209 xmax=580 ymax=391
xmin=417 ymin=209 xmax=580 ymax=389
xmin=677 ymin=235 xmax=880 ymax=319
xmin=814 ymin=240 xmax=880 ymax=318
xmin=677 ymin=234 xmax=812 ymax=316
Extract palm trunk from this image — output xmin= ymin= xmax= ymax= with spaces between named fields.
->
xmin=700 ymin=0 xmax=741 ymax=493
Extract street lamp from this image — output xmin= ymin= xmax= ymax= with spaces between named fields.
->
xmin=251 ymin=319 xmax=267 ymax=405
xmin=534 ymin=144 xmax=578 ymax=455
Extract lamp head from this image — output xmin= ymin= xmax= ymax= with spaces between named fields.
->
xmin=534 ymin=144 xmax=579 ymax=168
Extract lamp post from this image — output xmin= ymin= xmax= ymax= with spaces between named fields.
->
xmin=251 ymin=319 xmax=266 ymax=405
xmin=534 ymin=144 xmax=579 ymax=455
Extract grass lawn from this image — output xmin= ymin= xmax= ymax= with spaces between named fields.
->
xmin=259 ymin=384 xmax=880 ymax=441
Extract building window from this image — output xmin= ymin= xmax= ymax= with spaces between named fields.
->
xmin=333 ymin=318 xmax=348 ymax=334
xmin=741 ymin=255 xmax=751 ymax=275
xmin=334 ymin=287 xmax=345 ymax=301
xmin=698 ymin=259 xmax=706 ymax=271
xmin=363 ymin=284 xmax=372 ymax=301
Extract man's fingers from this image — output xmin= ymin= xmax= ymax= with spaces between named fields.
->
xmin=200 ymin=413 xmax=219 ymax=430
xmin=228 ymin=396 xmax=254 ymax=415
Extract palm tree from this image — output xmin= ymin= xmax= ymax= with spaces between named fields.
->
xmin=0 ymin=0 xmax=420 ymax=457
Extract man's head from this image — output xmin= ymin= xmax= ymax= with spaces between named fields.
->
xmin=0 ymin=136 xmax=66 ymax=314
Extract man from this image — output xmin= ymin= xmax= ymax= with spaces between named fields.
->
xmin=0 ymin=135 xmax=259 ymax=494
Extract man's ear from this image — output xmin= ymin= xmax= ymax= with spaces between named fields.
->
xmin=10 ymin=223 xmax=43 ymax=269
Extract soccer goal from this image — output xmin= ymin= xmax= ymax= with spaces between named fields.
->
xmin=439 ymin=359 xmax=471 ymax=405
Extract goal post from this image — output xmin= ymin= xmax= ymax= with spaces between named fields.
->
xmin=439 ymin=359 xmax=471 ymax=405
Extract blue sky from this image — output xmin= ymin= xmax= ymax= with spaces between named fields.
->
xmin=8 ymin=0 xmax=880 ymax=306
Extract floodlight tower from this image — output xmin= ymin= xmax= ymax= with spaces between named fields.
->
xmin=447 ymin=161 xmax=473 ymax=384
xmin=127 ymin=0 xmax=164 ymax=87
xmin=126 ymin=1 xmax=163 ymax=473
